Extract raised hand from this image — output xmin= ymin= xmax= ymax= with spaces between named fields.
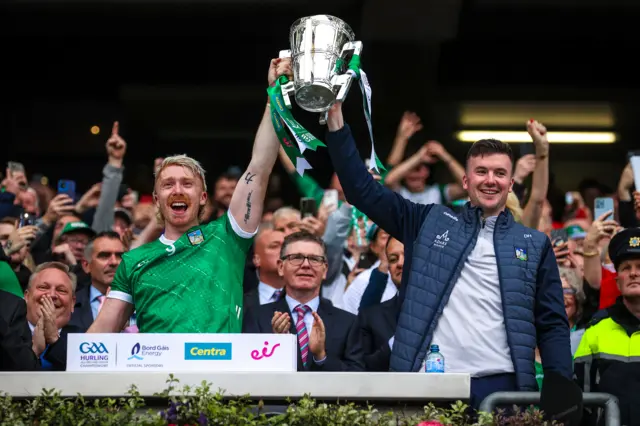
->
xmin=526 ymin=119 xmax=549 ymax=155
xmin=308 ymin=311 xmax=326 ymax=360
xmin=514 ymin=154 xmax=536 ymax=184
xmin=396 ymin=112 xmax=423 ymax=141
xmin=32 ymin=316 xmax=46 ymax=357
xmin=52 ymin=243 xmax=77 ymax=266
xmin=268 ymin=58 xmax=293 ymax=86
xmin=5 ymin=225 xmax=37 ymax=255
xmin=1 ymin=168 xmax=20 ymax=195
xmin=299 ymin=215 xmax=327 ymax=237
xmin=40 ymin=295 xmax=60 ymax=345
xmin=106 ymin=121 xmax=127 ymax=166
xmin=424 ymin=140 xmax=448 ymax=160
xmin=75 ymin=183 xmax=101 ymax=214
xmin=42 ymin=194 xmax=75 ymax=226
xmin=584 ymin=210 xmax=619 ymax=251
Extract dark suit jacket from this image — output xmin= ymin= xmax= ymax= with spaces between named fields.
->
xmin=0 ymin=290 xmax=40 ymax=371
xmin=243 ymin=289 xmax=260 ymax=313
xmin=68 ymin=285 xmax=95 ymax=332
xmin=358 ymin=296 xmax=400 ymax=371
xmin=243 ymin=297 xmax=364 ymax=372
xmin=42 ymin=323 xmax=85 ymax=371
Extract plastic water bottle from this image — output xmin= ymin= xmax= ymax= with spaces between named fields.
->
xmin=425 ymin=344 xmax=445 ymax=373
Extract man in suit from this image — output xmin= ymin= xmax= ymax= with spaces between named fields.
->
xmin=358 ymin=237 xmax=404 ymax=371
xmin=0 ymin=290 xmax=40 ymax=370
xmin=243 ymin=222 xmax=285 ymax=311
xmin=243 ymin=230 xmax=364 ymax=371
xmin=70 ymin=231 xmax=126 ymax=331
xmin=24 ymin=261 xmax=82 ymax=370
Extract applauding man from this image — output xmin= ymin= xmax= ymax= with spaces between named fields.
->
xmin=88 ymin=58 xmax=287 ymax=334
xmin=243 ymin=231 xmax=364 ymax=371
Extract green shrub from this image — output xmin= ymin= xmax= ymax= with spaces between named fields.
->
xmin=0 ymin=375 xmax=559 ymax=425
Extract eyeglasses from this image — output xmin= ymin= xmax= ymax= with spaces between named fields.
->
xmin=281 ymin=254 xmax=326 ymax=267
xmin=563 ymin=288 xmax=576 ymax=295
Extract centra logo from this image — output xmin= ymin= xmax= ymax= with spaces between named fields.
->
xmin=184 ymin=343 xmax=232 ymax=360
xmin=80 ymin=342 xmax=108 ymax=354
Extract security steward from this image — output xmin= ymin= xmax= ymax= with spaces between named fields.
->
xmin=574 ymin=228 xmax=640 ymax=426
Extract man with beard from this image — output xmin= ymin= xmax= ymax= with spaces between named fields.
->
xmin=88 ymin=58 xmax=287 ymax=334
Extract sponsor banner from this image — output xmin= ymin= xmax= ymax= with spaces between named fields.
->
xmin=67 ymin=333 xmax=297 ymax=372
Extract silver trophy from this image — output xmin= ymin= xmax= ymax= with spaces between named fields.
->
xmin=279 ymin=15 xmax=363 ymax=124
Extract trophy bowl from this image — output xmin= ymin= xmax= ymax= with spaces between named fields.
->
xmin=287 ymin=15 xmax=356 ymax=113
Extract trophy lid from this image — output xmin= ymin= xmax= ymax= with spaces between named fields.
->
xmin=290 ymin=15 xmax=355 ymax=41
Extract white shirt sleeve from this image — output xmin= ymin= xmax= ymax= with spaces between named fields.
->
xmin=227 ymin=209 xmax=258 ymax=239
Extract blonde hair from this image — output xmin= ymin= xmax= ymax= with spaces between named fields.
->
xmin=272 ymin=206 xmax=301 ymax=223
xmin=153 ymin=155 xmax=208 ymax=223
xmin=506 ymin=192 xmax=523 ymax=224
xmin=154 ymin=155 xmax=207 ymax=192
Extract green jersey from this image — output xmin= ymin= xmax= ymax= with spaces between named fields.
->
xmin=109 ymin=211 xmax=254 ymax=333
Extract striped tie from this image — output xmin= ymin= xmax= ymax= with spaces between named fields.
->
xmin=294 ymin=304 xmax=311 ymax=368
xmin=97 ymin=295 xmax=106 ymax=313
xmin=273 ymin=289 xmax=284 ymax=301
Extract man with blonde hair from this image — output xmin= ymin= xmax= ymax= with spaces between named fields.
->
xmin=88 ymin=58 xmax=290 ymax=334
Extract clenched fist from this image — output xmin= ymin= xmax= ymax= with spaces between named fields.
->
xmin=268 ymin=58 xmax=293 ymax=86
xmin=526 ymin=119 xmax=549 ymax=155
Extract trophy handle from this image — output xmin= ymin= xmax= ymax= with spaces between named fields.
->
xmin=330 ymin=41 xmax=364 ymax=104
xmin=277 ymin=50 xmax=295 ymax=109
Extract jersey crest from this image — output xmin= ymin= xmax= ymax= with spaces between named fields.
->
xmin=188 ymin=229 xmax=205 ymax=245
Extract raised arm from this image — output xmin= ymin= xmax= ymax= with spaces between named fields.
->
xmin=324 ymin=103 xmax=430 ymax=242
xmin=521 ymin=120 xmax=549 ymax=229
xmin=228 ymin=58 xmax=290 ymax=234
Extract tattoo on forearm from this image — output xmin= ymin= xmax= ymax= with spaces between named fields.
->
xmin=244 ymin=172 xmax=256 ymax=184
xmin=244 ymin=191 xmax=253 ymax=224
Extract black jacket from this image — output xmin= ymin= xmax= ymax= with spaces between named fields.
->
xmin=0 ymin=290 xmax=39 ymax=371
xmin=357 ymin=296 xmax=400 ymax=371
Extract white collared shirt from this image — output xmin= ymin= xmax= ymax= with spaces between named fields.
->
xmin=258 ymin=282 xmax=284 ymax=305
xmin=284 ymin=295 xmax=320 ymax=335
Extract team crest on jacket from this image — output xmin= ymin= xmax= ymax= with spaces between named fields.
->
xmin=188 ymin=229 xmax=204 ymax=245
xmin=515 ymin=247 xmax=528 ymax=261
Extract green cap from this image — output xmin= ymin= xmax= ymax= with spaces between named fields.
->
xmin=59 ymin=221 xmax=96 ymax=239
xmin=566 ymin=224 xmax=586 ymax=240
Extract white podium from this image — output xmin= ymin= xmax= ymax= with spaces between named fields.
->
xmin=66 ymin=333 xmax=297 ymax=372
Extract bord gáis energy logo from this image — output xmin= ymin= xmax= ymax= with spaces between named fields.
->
xmin=129 ymin=342 xmax=143 ymax=360
xmin=184 ymin=343 xmax=232 ymax=360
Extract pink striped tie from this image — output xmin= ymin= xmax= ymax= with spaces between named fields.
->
xmin=97 ymin=295 xmax=106 ymax=313
xmin=294 ymin=305 xmax=311 ymax=368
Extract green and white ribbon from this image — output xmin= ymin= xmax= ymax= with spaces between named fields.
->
xmin=345 ymin=55 xmax=386 ymax=174
xmin=350 ymin=206 xmax=369 ymax=248
xmin=268 ymin=101 xmax=312 ymax=176
xmin=267 ymin=76 xmax=325 ymax=176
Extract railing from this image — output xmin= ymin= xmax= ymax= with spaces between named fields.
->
xmin=0 ymin=371 xmax=470 ymax=402
xmin=479 ymin=391 xmax=621 ymax=426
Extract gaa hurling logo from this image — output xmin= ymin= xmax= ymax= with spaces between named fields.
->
xmin=80 ymin=342 xmax=108 ymax=354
